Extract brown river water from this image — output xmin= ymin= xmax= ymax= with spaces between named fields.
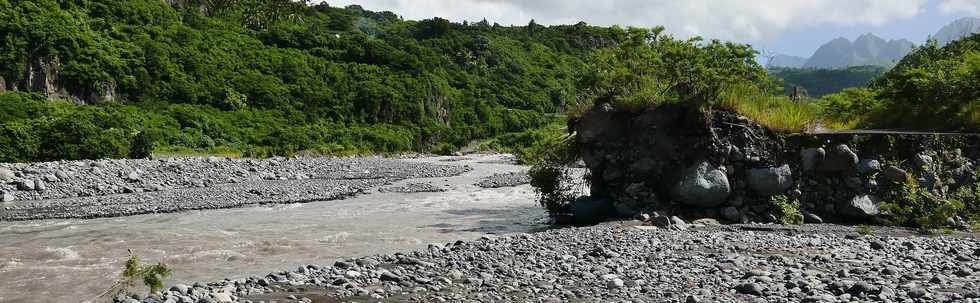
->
xmin=0 ymin=155 xmax=548 ymax=303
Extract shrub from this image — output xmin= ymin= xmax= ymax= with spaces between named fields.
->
xmin=880 ymin=176 xmax=964 ymax=228
xmin=528 ymin=137 xmax=583 ymax=216
xmin=855 ymin=225 xmax=873 ymax=235
xmin=816 ymin=87 xmax=881 ymax=128
xmin=129 ymin=130 xmax=156 ymax=159
xmin=769 ymin=195 xmax=804 ymax=225
xmin=96 ymin=255 xmax=172 ymax=300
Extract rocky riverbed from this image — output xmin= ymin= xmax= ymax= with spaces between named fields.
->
xmin=116 ymin=221 xmax=980 ymax=303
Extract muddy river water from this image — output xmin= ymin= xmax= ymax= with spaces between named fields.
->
xmin=0 ymin=155 xmax=547 ymax=303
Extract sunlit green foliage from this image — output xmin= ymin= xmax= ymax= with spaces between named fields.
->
xmin=97 ymin=255 xmax=172 ymax=300
xmin=719 ymin=83 xmax=820 ymax=132
xmin=871 ymin=37 xmax=980 ymax=131
xmin=575 ymin=27 xmax=766 ymax=112
xmin=0 ymin=1 xmax=628 ymax=161
xmin=880 ymin=175 xmax=964 ymax=228
xmin=768 ymin=195 xmax=804 ymax=225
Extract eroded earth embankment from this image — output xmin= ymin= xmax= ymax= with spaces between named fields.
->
xmin=573 ymin=104 xmax=980 ymax=226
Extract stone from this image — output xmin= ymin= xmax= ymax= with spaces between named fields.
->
xmin=16 ymin=179 xmax=35 ymax=191
xmin=837 ymin=195 xmax=880 ymax=219
xmin=736 ymin=282 xmax=764 ymax=296
xmin=801 ymin=148 xmax=826 ymax=173
xmin=882 ymin=166 xmax=908 ymax=183
xmin=721 ymin=207 xmax=740 ymax=222
xmin=844 ymin=177 xmax=863 ymax=190
xmin=1 ymin=191 xmax=13 ymax=202
xmin=170 ymin=284 xmax=190 ymax=295
xmin=125 ymin=171 xmax=141 ymax=182
xmin=848 ymin=281 xmax=874 ymax=295
xmin=819 ymin=144 xmax=858 ymax=173
xmin=746 ymin=165 xmax=793 ymax=196
xmin=914 ymin=154 xmax=934 ymax=168
xmin=692 ymin=218 xmax=722 ymax=226
xmin=669 ymin=216 xmax=688 ymax=230
xmin=954 ymin=268 xmax=973 ymax=277
xmin=629 ymin=158 xmax=658 ymax=175
xmin=606 ymin=278 xmax=624 ymax=289
xmin=802 ymin=211 xmax=823 ymax=224
xmin=380 ymin=271 xmax=402 ymax=282
xmin=908 ymin=287 xmax=927 ymax=298
xmin=55 ymin=171 xmax=69 ymax=180
xmin=34 ymin=179 xmax=45 ymax=192
xmin=870 ymin=240 xmax=886 ymax=250
xmin=670 ymin=160 xmax=731 ymax=208
xmin=0 ymin=168 xmax=14 ymax=181
xmin=857 ymin=159 xmax=881 ymax=174
xmin=212 ymin=293 xmax=233 ymax=303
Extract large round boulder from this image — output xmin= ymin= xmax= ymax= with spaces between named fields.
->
xmin=670 ymin=160 xmax=731 ymax=208
xmin=746 ymin=165 xmax=794 ymax=196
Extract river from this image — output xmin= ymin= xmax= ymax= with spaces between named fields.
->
xmin=0 ymin=155 xmax=547 ymax=303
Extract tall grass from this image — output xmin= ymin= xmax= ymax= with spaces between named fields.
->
xmin=719 ymin=84 xmax=820 ymax=133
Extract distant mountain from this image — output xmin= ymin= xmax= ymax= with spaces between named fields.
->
xmin=803 ymin=34 xmax=914 ymax=69
xmin=768 ymin=54 xmax=808 ymax=68
xmin=934 ymin=17 xmax=980 ymax=46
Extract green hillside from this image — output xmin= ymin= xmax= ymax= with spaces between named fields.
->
xmin=0 ymin=0 xmax=624 ymax=161
xmin=769 ymin=66 xmax=886 ymax=97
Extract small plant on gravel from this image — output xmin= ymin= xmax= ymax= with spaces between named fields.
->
xmin=768 ymin=195 xmax=804 ymax=225
xmin=96 ymin=253 xmax=172 ymax=300
xmin=856 ymin=225 xmax=874 ymax=235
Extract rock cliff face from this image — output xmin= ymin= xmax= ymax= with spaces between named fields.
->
xmin=2 ymin=57 xmax=118 ymax=104
xmin=574 ymin=105 xmax=980 ymax=225
xmin=935 ymin=17 xmax=980 ymax=46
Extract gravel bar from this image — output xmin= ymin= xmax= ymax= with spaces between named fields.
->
xmin=0 ymin=157 xmax=471 ymax=221
xmin=124 ymin=222 xmax=980 ymax=303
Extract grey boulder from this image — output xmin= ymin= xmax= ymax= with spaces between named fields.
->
xmin=914 ymin=154 xmax=934 ymax=168
xmin=857 ymin=159 xmax=881 ymax=175
xmin=819 ymin=144 xmax=858 ymax=173
xmin=800 ymin=148 xmax=825 ymax=172
xmin=746 ymin=165 xmax=793 ymax=196
xmin=670 ymin=160 xmax=731 ymax=208
xmin=16 ymin=179 xmax=35 ymax=191
xmin=882 ymin=166 xmax=908 ymax=183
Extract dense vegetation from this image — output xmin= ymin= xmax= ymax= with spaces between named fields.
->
xmin=769 ymin=66 xmax=886 ymax=97
xmin=808 ymin=35 xmax=980 ymax=132
xmin=0 ymin=0 xmax=626 ymax=161
xmin=868 ymin=38 xmax=980 ymax=131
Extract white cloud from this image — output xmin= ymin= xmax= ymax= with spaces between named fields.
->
xmin=939 ymin=0 xmax=980 ymax=15
xmin=322 ymin=0 xmax=928 ymax=42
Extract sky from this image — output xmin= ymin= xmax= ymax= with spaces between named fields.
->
xmin=322 ymin=0 xmax=980 ymax=58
